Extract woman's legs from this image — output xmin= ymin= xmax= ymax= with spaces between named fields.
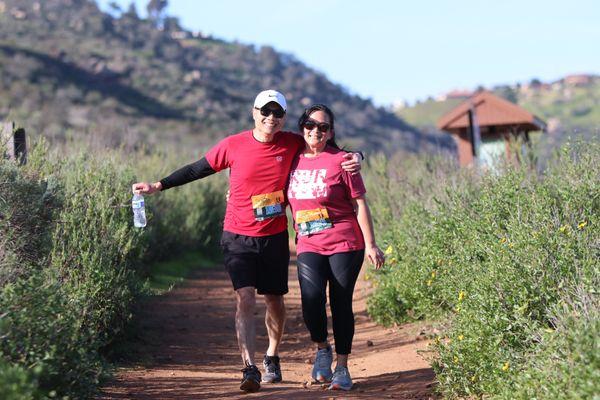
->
xmin=328 ymin=250 xmax=364 ymax=366
xmin=297 ymin=252 xmax=330 ymax=346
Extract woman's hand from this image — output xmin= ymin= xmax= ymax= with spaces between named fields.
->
xmin=366 ymin=244 xmax=385 ymax=269
xmin=132 ymin=181 xmax=162 ymax=195
xmin=341 ymin=152 xmax=362 ymax=174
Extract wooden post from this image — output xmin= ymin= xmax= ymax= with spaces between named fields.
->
xmin=1 ymin=122 xmax=27 ymax=165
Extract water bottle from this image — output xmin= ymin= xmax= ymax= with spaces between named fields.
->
xmin=132 ymin=193 xmax=147 ymax=228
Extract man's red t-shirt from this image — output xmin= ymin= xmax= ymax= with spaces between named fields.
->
xmin=205 ymin=130 xmax=304 ymax=237
xmin=287 ymin=146 xmax=366 ymax=255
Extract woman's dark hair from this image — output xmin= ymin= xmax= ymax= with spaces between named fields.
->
xmin=297 ymin=103 xmax=341 ymax=150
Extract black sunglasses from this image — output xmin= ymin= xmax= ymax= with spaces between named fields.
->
xmin=255 ymin=107 xmax=285 ymax=118
xmin=303 ymin=120 xmax=331 ymax=133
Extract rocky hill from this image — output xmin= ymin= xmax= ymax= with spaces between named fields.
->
xmin=0 ymin=0 xmax=453 ymax=155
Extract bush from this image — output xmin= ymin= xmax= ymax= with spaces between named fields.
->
xmin=0 ymin=139 xmax=226 ymax=398
xmin=0 ymin=358 xmax=40 ymax=400
xmin=365 ymin=141 xmax=599 ymax=398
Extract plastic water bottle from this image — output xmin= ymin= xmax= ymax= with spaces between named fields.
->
xmin=132 ymin=193 xmax=146 ymax=228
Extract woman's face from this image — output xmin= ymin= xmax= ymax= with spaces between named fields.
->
xmin=303 ymin=110 xmax=332 ymax=150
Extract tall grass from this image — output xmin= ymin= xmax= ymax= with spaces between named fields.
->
xmin=0 ymin=138 xmax=225 ymax=398
xmin=365 ymin=141 xmax=599 ymax=398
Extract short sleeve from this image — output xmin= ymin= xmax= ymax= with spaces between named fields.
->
xmin=205 ymin=137 xmax=231 ymax=172
xmin=342 ymin=169 xmax=367 ymax=199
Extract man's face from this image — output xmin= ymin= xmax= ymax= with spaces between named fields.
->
xmin=253 ymin=102 xmax=286 ymax=135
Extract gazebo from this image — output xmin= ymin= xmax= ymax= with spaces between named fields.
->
xmin=437 ymin=91 xmax=546 ymax=167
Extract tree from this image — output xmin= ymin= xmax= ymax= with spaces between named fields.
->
xmin=146 ymin=0 xmax=168 ymax=25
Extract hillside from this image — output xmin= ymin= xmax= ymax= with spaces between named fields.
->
xmin=396 ymin=75 xmax=600 ymax=139
xmin=0 ymin=0 xmax=453 ymax=155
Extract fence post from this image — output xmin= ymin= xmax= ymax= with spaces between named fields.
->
xmin=1 ymin=122 xmax=27 ymax=165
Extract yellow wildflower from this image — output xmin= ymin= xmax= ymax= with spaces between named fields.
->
xmin=390 ymin=257 xmax=397 ymax=264
xmin=453 ymin=356 xmax=459 ymax=364
xmin=499 ymin=237 xmax=507 ymax=244
xmin=578 ymin=221 xmax=587 ymax=230
xmin=427 ymin=280 xmax=432 ymax=287
xmin=458 ymin=290 xmax=465 ymax=301
xmin=431 ymin=271 xmax=436 ymax=278
xmin=559 ymin=225 xmax=568 ymax=233
xmin=508 ymin=242 xmax=514 ymax=248
xmin=458 ymin=334 xmax=464 ymax=341
xmin=384 ymin=245 xmax=393 ymax=255
xmin=502 ymin=362 xmax=510 ymax=371
xmin=471 ymin=375 xmax=477 ymax=382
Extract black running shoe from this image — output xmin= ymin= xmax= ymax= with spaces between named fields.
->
xmin=262 ymin=355 xmax=282 ymax=383
xmin=240 ymin=364 xmax=261 ymax=392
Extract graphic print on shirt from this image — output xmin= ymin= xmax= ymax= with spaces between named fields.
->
xmin=288 ymin=169 xmax=328 ymax=199
xmin=289 ymin=169 xmax=332 ymax=235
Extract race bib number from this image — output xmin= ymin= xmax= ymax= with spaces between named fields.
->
xmin=252 ymin=190 xmax=285 ymax=221
xmin=296 ymin=208 xmax=332 ymax=236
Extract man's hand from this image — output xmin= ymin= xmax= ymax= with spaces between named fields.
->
xmin=132 ymin=181 xmax=162 ymax=195
xmin=341 ymin=152 xmax=361 ymax=174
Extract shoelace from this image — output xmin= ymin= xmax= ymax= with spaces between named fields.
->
xmin=332 ymin=367 xmax=348 ymax=379
xmin=315 ymin=348 xmax=331 ymax=369
xmin=264 ymin=358 xmax=278 ymax=372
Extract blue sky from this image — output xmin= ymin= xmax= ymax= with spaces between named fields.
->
xmin=97 ymin=0 xmax=600 ymax=106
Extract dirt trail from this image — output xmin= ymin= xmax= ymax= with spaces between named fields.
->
xmin=98 ymin=254 xmax=436 ymax=399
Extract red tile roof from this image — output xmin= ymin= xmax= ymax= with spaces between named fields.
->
xmin=437 ymin=91 xmax=546 ymax=132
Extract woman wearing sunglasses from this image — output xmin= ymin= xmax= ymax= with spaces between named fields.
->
xmin=287 ymin=104 xmax=385 ymax=391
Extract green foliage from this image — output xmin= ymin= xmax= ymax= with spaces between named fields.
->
xmin=0 ymin=358 xmax=40 ymax=400
xmin=365 ymin=141 xmax=599 ymax=398
xmin=146 ymin=250 xmax=218 ymax=294
xmin=0 ymin=138 xmax=226 ymax=398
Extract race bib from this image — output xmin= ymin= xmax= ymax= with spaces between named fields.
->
xmin=252 ymin=190 xmax=285 ymax=221
xmin=296 ymin=208 xmax=332 ymax=236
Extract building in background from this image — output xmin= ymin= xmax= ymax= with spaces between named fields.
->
xmin=437 ymin=91 xmax=546 ymax=168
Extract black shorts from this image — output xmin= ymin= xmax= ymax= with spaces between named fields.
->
xmin=220 ymin=230 xmax=290 ymax=295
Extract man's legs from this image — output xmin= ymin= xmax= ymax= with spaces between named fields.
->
xmin=264 ymin=294 xmax=286 ymax=356
xmin=235 ymin=286 xmax=257 ymax=365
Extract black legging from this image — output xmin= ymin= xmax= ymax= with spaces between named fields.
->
xmin=296 ymin=250 xmax=364 ymax=355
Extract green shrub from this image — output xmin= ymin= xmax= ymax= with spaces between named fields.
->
xmin=0 ymin=358 xmax=40 ymax=400
xmin=366 ymin=141 xmax=599 ymax=398
xmin=0 ymin=139 xmax=226 ymax=398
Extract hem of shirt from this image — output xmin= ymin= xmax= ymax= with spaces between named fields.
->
xmin=223 ymin=227 xmax=288 ymax=238
xmin=296 ymin=245 xmax=365 ymax=256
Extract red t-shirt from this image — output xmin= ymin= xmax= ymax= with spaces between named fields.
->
xmin=287 ymin=146 xmax=366 ymax=255
xmin=205 ymin=130 xmax=304 ymax=236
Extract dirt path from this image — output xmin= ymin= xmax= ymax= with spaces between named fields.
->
xmin=98 ymin=255 xmax=436 ymax=399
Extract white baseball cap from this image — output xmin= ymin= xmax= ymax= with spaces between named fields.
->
xmin=254 ymin=90 xmax=287 ymax=111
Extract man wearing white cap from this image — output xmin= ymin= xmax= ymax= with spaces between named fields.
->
xmin=132 ymin=90 xmax=359 ymax=393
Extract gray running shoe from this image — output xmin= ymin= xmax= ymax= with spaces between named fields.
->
xmin=240 ymin=364 xmax=261 ymax=392
xmin=311 ymin=346 xmax=333 ymax=382
xmin=328 ymin=365 xmax=353 ymax=391
xmin=262 ymin=355 xmax=282 ymax=383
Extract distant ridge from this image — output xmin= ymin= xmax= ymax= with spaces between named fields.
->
xmin=0 ymin=0 xmax=454 ymax=154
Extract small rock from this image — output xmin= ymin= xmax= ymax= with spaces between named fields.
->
xmin=305 ymin=358 xmax=312 ymax=364
xmin=301 ymin=380 xmax=311 ymax=388
xmin=366 ymin=340 xmax=374 ymax=347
